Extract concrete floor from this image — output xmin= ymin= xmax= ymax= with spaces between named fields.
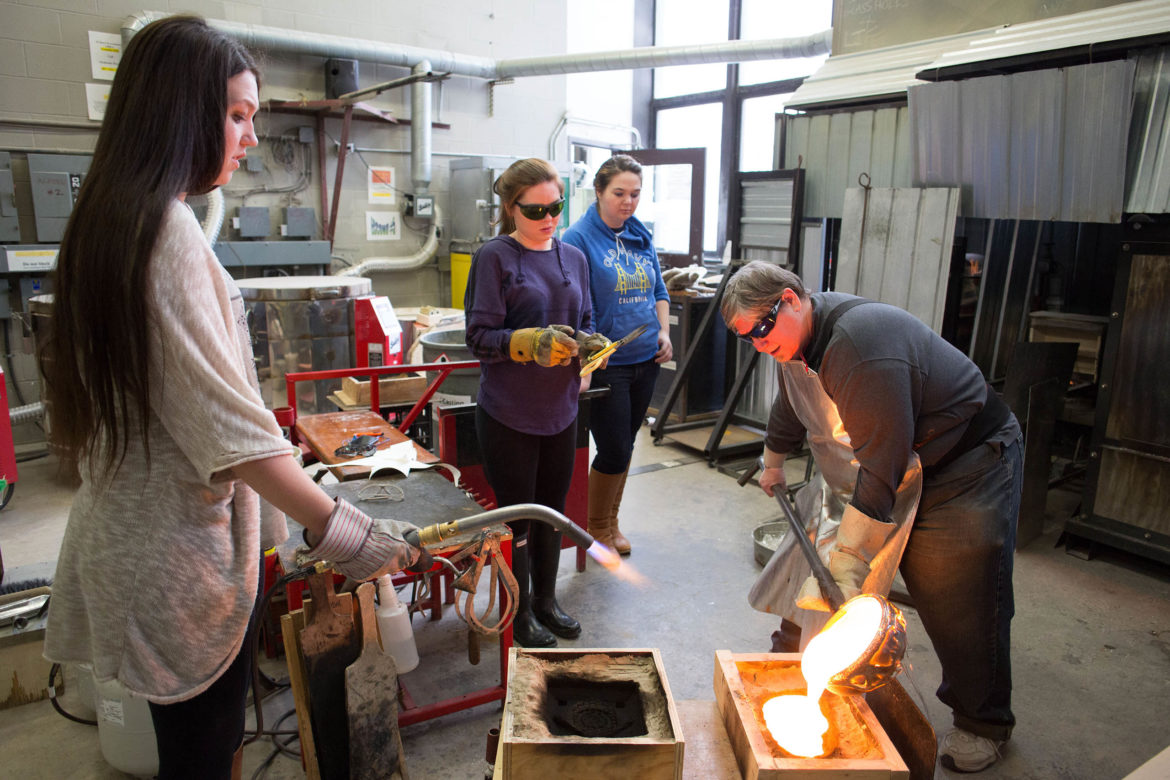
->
xmin=1 ymin=426 xmax=1169 ymax=779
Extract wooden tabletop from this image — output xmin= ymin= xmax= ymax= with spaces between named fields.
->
xmin=296 ymin=410 xmax=435 ymax=481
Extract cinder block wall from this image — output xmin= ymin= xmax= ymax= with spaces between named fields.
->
xmin=0 ymin=0 xmax=572 ymax=445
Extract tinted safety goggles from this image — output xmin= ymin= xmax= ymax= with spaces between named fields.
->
xmin=737 ymin=297 xmax=784 ymax=342
xmin=516 ymin=199 xmax=565 ymax=221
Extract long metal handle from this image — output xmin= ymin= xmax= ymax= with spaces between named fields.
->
xmin=403 ymin=503 xmax=594 ymax=551
xmin=773 ymin=490 xmax=846 ymax=612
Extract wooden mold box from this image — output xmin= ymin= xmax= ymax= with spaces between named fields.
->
xmin=499 ymin=648 xmax=685 ymax=780
xmin=336 ymin=373 xmax=426 ymax=407
xmin=714 ymin=651 xmax=908 ymax=780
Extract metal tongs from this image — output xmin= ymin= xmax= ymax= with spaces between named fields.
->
xmin=579 ymin=323 xmax=650 ymax=377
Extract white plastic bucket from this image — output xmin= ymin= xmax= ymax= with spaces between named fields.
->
xmin=95 ymin=677 xmax=159 ymax=778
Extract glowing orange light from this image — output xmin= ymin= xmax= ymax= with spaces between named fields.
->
xmin=586 ymin=543 xmax=647 ymax=585
xmin=762 ymin=596 xmax=884 ymax=757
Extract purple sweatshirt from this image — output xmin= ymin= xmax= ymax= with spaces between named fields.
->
xmin=464 ymin=235 xmax=594 ymax=435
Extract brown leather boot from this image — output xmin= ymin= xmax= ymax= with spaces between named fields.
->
xmin=609 ymin=467 xmax=632 ymax=555
xmin=587 ymin=468 xmax=624 ymax=551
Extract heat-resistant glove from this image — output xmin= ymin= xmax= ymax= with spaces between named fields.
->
xmin=307 ymin=498 xmax=425 ymax=581
xmin=796 ymin=504 xmax=894 ymax=612
xmin=575 ymin=330 xmax=612 ymax=361
xmin=509 ymin=325 xmax=579 ymax=367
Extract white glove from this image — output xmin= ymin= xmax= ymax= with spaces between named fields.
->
xmin=796 ymin=504 xmax=893 ymax=612
xmin=307 ymin=498 xmax=423 ymax=581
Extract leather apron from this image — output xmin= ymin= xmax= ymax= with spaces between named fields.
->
xmin=748 ymin=359 xmax=923 ymax=647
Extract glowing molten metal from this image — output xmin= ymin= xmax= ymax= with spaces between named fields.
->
xmin=762 ymin=595 xmax=884 ymax=757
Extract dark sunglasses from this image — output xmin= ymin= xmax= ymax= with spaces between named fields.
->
xmin=737 ymin=297 xmax=784 ymax=342
xmin=516 ymin=199 xmax=565 ymax=221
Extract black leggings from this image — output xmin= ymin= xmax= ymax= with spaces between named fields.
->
xmin=475 ymin=405 xmax=576 ymax=530
xmin=148 ymin=557 xmax=263 ymax=779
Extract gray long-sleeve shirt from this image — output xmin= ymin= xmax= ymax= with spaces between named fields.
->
xmin=766 ymin=292 xmax=1016 ymax=522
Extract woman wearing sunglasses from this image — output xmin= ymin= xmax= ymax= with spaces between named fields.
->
xmin=464 ymin=158 xmax=603 ymax=647
xmin=721 ymin=261 xmax=1022 ymax=774
xmin=562 ymin=155 xmax=672 ymax=556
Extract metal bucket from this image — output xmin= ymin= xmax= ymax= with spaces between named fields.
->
xmin=418 ymin=328 xmax=480 ymax=403
xmin=237 ymin=276 xmax=372 ymax=414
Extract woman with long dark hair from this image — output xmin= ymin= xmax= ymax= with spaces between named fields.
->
xmin=464 ymin=158 xmax=605 ymax=647
xmin=42 ymin=16 xmax=427 ymax=777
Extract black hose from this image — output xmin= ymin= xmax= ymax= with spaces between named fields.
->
xmin=46 ymin=663 xmax=97 ymax=726
xmin=243 ymin=561 xmax=316 ymax=747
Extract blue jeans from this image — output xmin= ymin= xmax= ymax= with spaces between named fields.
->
xmin=900 ymin=433 xmax=1022 ymax=741
xmin=589 ymin=359 xmax=660 ymax=475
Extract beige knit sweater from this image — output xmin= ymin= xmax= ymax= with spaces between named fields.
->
xmin=44 ymin=200 xmax=296 ymax=703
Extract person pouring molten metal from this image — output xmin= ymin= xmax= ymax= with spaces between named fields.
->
xmin=721 ymin=262 xmax=1022 ymax=774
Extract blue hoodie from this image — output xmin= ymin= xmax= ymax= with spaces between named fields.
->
xmin=562 ymin=202 xmax=668 ymax=365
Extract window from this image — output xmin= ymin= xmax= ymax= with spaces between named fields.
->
xmin=649 ymin=0 xmax=832 ymax=257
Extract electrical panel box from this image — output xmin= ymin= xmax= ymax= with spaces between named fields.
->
xmin=282 ymin=207 xmax=316 ymax=238
xmin=28 ymin=153 xmax=91 ymax=243
xmin=0 ymin=152 xmax=19 ymax=243
xmin=235 ymin=207 xmax=270 ymax=238
xmin=449 ymin=156 xmax=517 ymax=243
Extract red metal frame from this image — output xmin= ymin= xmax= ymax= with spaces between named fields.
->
xmin=279 ymin=360 xmax=479 ymax=445
xmin=281 ymin=359 xmax=518 ymax=725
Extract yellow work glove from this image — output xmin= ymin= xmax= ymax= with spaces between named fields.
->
xmin=509 ymin=325 xmax=579 ymax=367
xmin=796 ymin=504 xmax=894 ymax=612
xmin=575 ymin=331 xmax=612 ymax=361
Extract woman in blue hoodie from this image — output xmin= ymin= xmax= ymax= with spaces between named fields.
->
xmin=563 ymin=155 xmax=672 ymax=555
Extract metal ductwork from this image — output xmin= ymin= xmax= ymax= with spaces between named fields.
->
xmin=411 ymin=60 xmax=432 ymax=195
xmin=123 ymin=11 xmax=830 ymax=272
xmin=496 ymin=33 xmax=831 ymax=78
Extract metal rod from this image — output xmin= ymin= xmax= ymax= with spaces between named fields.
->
xmin=739 ymin=456 xmax=846 ymax=611
xmin=772 ymin=491 xmax=846 ymax=612
xmin=404 ymin=503 xmax=594 ymax=551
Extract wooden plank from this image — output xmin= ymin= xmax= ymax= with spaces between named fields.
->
xmin=878 ymin=189 xmax=921 ymax=311
xmin=837 ymin=188 xmax=864 ymax=294
xmin=300 ymin=573 xmax=360 ymax=780
xmin=281 ymin=609 xmax=320 ymax=780
xmin=295 ymin=410 xmax=435 ymax=480
xmin=346 ymin=582 xmax=405 ymax=780
xmin=857 ymin=188 xmax=895 ymax=301
xmin=677 ymin=700 xmax=741 ymax=779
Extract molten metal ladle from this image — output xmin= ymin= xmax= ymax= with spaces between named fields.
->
xmin=769 ymin=489 xmax=907 ymax=694
xmin=739 ymin=456 xmax=907 ymax=695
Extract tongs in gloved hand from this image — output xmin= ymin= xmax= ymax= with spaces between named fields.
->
xmin=738 ymin=456 xmax=847 ymax=612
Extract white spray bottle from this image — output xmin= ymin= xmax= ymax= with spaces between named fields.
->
xmin=376 ymin=574 xmax=419 ymax=673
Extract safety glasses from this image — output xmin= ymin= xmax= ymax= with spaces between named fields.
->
xmin=737 ymin=297 xmax=784 ymax=342
xmin=516 ymin=199 xmax=565 ymax=221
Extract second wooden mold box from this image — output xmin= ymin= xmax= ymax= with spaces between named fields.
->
xmin=498 ymin=648 xmax=685 ymax=780
xmin=714 ymin=650 xmax=908 ymax=780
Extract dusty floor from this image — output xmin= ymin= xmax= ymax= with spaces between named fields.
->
xmin=1 ymin=425 xmax=1168 ymax=779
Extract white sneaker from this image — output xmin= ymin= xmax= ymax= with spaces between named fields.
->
xmin=941 ymin=728 xmax=1004 ymax=773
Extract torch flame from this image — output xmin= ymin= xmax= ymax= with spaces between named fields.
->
xmin=762 ymin=596 xmax=884 ymax=757
xmin=586 ymin=542 xmax=647 ymax=585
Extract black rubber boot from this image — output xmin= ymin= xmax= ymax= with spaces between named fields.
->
xmin=530 ymin=523 xmax=581 ymax=639
xmin=510 ymin=532 xmax=556 ymax=648
xmin=770 ymin=618 xmax=802 ymax=653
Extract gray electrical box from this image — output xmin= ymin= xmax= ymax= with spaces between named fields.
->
xmin=236 ymin=206 xmax=270 ymax=238
xmin=449 ymin=156 xmax=518 ymax=243
xmin=282 ymin=207 xmax=316 ymax=238
xmin=0 ymin=152 xmax=19 ymax=243
xmin=28 ymin=153 xmax=91 ymax=243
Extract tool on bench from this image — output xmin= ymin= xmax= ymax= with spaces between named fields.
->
xmin=579 ymin=323 xmax=649 ymax=377
xmin=446 ymin=531 xmax=520 ymax=664
xmin=739 ymin=457 xmax=907 ymax=695
xmin=346 ymin=582 xmax=406 ymax=780
xmin=334 ymin=433 xmax=387 ymax=459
